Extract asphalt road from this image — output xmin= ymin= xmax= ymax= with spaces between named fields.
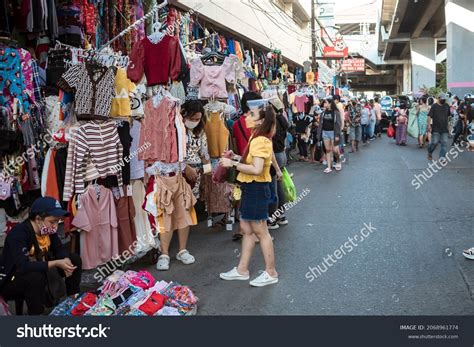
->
xmin=133 ymin=135 xmax=474 ymax=315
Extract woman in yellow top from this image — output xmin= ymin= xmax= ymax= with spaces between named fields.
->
xmin=218 ymin=105 xmax=278 ymax=287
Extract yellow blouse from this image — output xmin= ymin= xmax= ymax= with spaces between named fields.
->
xmin=110 ymin=68 xmax=136 ymax=118
xmin=237 ymin=136 xmax=273 ymax=183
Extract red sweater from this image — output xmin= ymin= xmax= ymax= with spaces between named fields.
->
xmin=127 ymin=35 xmax=182 ymax=86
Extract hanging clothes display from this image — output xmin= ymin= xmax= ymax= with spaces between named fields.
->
xmin=72 ymin=184 xmax=119 ymax=270
xmin=127 ymin=35 xmax=182 ymax=86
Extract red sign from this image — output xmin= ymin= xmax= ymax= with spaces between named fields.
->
xmin=323 ymin=46 xmax=349 ymax=58
xmin=341 ymin=58 xmax=365 ymax=72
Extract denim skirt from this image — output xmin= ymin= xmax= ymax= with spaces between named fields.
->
xmin=239 ymin=182 xmax=275 ymax=221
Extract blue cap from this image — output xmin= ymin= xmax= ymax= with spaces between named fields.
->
xmin=31 ymin=197 xmax=70 ymax=217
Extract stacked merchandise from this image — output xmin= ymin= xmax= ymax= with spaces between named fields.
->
xmin=49 ymin=270 xmax=198 ymax=316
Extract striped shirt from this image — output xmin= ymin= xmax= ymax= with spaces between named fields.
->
xmin=63 ymin=121 xmax=123 ymax=201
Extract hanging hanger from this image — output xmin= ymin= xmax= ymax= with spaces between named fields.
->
xmin=201 ymin=47 xmax=225 ymax=66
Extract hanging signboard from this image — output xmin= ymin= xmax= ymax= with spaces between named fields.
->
xmin=323 ymin=33 xmax=348 ymax=58
xmin=323 ymin=46 xmax=349 ymax=58
xmin=341 ymin=58 xmax=365 ymax=73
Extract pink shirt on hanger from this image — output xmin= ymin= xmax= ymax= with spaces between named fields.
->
xmin=72 ymin=185 xmax=119 ymax=270
xmin=294 ymin=95 xmax=309 ymax=113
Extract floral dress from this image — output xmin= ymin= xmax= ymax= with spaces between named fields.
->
xmin=417 ymin=106 xmax=430 ymax=136
xmin=185 ymin=129 xmax=210 ymax=198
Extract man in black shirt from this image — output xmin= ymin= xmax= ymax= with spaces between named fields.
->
xmin=427 ymin=93 xmax=450 ymax=160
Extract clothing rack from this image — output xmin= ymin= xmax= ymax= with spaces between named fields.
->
xmin=99 ymin=0 xmax=169 ymax=51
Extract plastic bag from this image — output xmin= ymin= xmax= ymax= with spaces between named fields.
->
xmin=407 ymin=107 xmax=419 ymax=138
xmin=387 ymin=124 xmax=395 ymax=138
xmin=281 ymin=168 xmax=297 ymax=203
xmin=213 ymin=151 xmax=233 ymax=184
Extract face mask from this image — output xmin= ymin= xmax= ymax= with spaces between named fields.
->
xmin=40 ymin=221 xmax=58 ymax=236
xmin=245 ymin=115 xmax=257 ymax=129
xmin=185 ymin=120 xmax=200 ymax=129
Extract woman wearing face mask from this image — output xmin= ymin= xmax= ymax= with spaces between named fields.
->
xmin=182 ymin=100 xmax=210 ymax=199
xmin=219 ymin=105 xmax=279 ymax=287
xmin=0 ymin=197 xmax=81 ymax=315
xmin=156 ymin=100 xmax=209 ymax=271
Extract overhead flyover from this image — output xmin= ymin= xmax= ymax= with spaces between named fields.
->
xmin=378 ymin=0 xmax=474 ymax=96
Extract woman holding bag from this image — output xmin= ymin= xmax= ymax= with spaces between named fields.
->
xmin=218 ymin=104 xmax=279 ymax=287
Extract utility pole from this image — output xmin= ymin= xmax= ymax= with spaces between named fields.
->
xmin=311 ymin=0 xmax=317 ymax=72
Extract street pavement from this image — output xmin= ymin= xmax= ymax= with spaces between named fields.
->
xmin=133 ymin=135 xmax=474 ymax=315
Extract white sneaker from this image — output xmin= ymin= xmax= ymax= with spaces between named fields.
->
xmin=219 ymin=267 xmax=250 ymax=281
xmin=463 ymin=248 xmax=474 ymax=260
xmin=176 ymin=249 xmax=195 ymax=265
xmin=249 ymin=271 xmax=279 ymax=287
xmin=156 ymin=255 xmax=170 ymax=271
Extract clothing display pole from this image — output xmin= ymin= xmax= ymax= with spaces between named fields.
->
xmin=99 ymin=0 xmax=169 ymax=51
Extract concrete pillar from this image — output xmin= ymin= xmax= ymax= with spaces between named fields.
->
xmin=410 ymin=38 xmax=436 ymax=93
xmin=403 ymin=62 xmax=412 ymax=94
xmin=445 ymin=0 xmax=474 ymax=96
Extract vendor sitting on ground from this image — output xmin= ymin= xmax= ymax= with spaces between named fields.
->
xmin=0 ymin=197 xmax=82 ymax=315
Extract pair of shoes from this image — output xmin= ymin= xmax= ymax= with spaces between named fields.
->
xmin=267 ymin=219 xmax=280 ymax=230
xmin=157 ymin=250 xmax=196 ymax=271
xmin=276 ymin=216 xmax=289 ymax=226
xmin=219 ymin=268 xmax=278 ymax=287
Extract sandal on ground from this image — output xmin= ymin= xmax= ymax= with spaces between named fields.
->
xmin=335 ymin=162 xmax=342 ymax=171
xmin=324 ymin=168 xmax=332 ymax=174
xmin=176 ymin=249 xmax=195 ymax=265
xmin=156 ymin=255 xmax=170 ymax=271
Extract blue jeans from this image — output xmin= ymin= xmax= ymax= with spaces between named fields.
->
xmin=369 ymin=119 xmax=376 ymax=138
xmin=428 ymin=132 xmax=448 ymax=158
xmin=361 ymin=124 xmax=370 ymax=143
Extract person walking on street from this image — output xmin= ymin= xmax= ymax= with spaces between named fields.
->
xmin=396 ymin=108 xmax=408 ymax=146
xmin=360 ymin=99 xmax=370 ymax=145
xmin=427 ymin=93 xmax=451 ymax=160
xmin=374 ymin=97 xmax=382 ymax=137
xmin=417 ymin=96 xmax=431 ymax=148
xmin=369 ymin=99 xmax=377 ymax=140
xmin=348 ymin=100 xmax=362 ymax=153
xmin=267 ymin=98 xmax=289 ymax=230
xmin=318 ymin=98 xmax=342 ymax=173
